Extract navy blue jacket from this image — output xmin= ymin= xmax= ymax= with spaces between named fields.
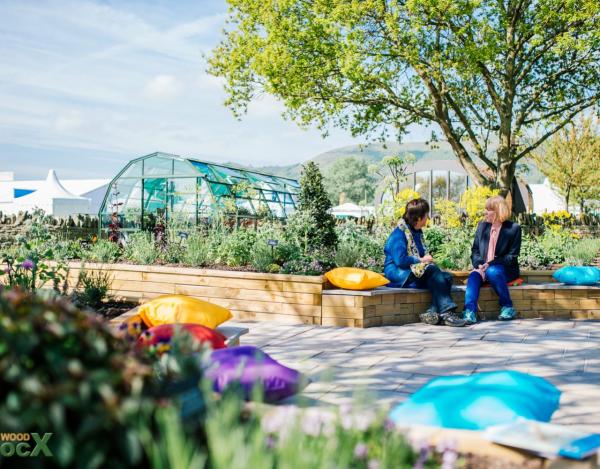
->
xmin=471 ymin=221 xmax=522 ymax=280
xmin=383 ymin=226 xmax=425 ymax=286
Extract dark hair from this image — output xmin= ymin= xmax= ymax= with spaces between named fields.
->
xmin=403 ymin=198 xmax=430 ymax=227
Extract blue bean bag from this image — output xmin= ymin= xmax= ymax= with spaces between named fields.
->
xmin=389 ymin=371 xmax=560 ymax=430
xmin=553 ymin=266 xmax=600 ymax=286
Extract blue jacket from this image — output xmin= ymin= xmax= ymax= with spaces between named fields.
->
xmin=471 ymin=220 xmax=522 ymax=281
xmin=383 ymin=226 xmax=424 ymax=286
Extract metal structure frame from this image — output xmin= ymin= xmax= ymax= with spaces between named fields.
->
xmin=98 ymin=152 xmax=300 ymax=233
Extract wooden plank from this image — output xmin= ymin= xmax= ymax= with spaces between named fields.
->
xmin=321 ymin=317 xmax=355 ymax=327
xmin=321 ymin=306 xmax=365 ymax=319
xmin=188 ymin=296 xmax=321 ymax=317
xmin=174 ymin=284 xmax=317 ymax=305
xmin=111 ymin=280 xmax=175 ymax=294
xmin=322 ymin=295 xmax=357 ymax=308
xmin=64 ymin=261 xmax=325 ymax=283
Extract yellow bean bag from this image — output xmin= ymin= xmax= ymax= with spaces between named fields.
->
xmin=138 ymin=295 xmax=232 ymax=329
xmin=325 ymin=267 xmax=390 ymax=290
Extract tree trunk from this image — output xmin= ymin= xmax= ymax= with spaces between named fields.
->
xmin=496 ymin=152 xmax=515 ymax=198
xmin=565 ymin=185 xmax=571 ymax=211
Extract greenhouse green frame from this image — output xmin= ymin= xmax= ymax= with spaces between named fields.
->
xmin=99 ymin=152 xmax=300 ymax=232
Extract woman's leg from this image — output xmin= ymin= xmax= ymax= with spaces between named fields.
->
xmin=485 ymin=265 xmax=513 ymax=308
xmin=464 ymin=271 xmax=483 ymax=312
xmin=486 ymin=265 xmax=517 ymax=320
xmin=420 ymin=265 xmax=457 ymax=315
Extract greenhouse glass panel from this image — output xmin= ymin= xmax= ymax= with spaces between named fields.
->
xmin=432 ymin=171 xmax=448 ymax=202
xmin=168 ymin=178 xmax=197 ymax=226
xmin=173 ymin=159 xmax=198 ymax=176
xmin=450 ymin=173 xmax=467 ymax=202
xmin=143 ymin=156 xmax=173 ymax=176
xmin=235 ymin=198 xmax=256 ymax=215
xmin=415 ymin=171 xmax=431 ymax=203
xmin=209 ymin=182 xmax=232 ymax=197
xmin=268 ymin=201 xmax=285 ymax=217
xmin=101 ymin=179 xmax=143 ymax=229
xmin=100 ymin=153 xmax=300 ymax=234
xmin=120 ymin=160 xmax=143 ymax=178
xmin=143 ymin=178 xmax=167 ymax=213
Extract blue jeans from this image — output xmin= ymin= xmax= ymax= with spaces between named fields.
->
xmin=464 ymin=265 xmax=515 ymax=312
xmin=407 ymin=265 xmax=457 ymax=315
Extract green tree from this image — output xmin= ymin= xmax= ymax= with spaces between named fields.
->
xmin=533 ymin=114 xmax=600 ymax=212
xmin=370 ymin=153 xmax=417 ymax=198
xmin=298 ymin=161 xmax=338 ymax=250
xmin=209 ymin=0 xmax=600 ymax=202
xmin=324 ymin=157 xmax=376 ymax=205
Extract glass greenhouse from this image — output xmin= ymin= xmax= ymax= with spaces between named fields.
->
xmin=99 ymin=152 xmax=300 ymax=232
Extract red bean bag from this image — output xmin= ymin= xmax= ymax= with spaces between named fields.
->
xmin=136 ymin=323 xmax=227 ymax=353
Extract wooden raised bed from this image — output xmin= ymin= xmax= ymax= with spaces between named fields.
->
xmin=66 ymin=262 xmax=324 ymax=325
xmin=67 ymin=262 xmax=574 ymax=328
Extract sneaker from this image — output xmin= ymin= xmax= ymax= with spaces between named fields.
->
xmin=498 ymin=306 xmax=517 ymax=321
xmin=462 ymin=309 xmax=477 ymax=325
xmin=419 ymin=305 xmax=440 ymax=325
xmin=441 ymin=312 xmax=467 ymax=327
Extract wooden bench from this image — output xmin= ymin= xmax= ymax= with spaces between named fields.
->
xmin=322 ymin=283 xmax=600 ymax=328
xmin=108 ymin=307 xmax=249 ymax=347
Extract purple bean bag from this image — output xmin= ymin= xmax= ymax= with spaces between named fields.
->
xmin=205 ymin=346 xmax=306 ymax=402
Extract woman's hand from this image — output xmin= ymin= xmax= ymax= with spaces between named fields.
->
xmin=420 ymin=255 xmax=434 ymax=264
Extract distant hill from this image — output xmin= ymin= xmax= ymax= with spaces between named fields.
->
xmin=231 ymin=140 xmax=544 ymax=183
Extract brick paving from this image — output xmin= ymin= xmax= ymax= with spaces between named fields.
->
xmin=230 ymin=318 xmax=600 ymax=432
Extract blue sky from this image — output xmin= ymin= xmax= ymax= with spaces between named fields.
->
xmin=0 ymin=0 xmax=426 ymax=179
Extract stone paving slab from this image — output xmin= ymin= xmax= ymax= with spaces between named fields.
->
xmin=229 ymin=318 xmax=600 ymax=432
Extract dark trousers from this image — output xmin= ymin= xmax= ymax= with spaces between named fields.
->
xmin=464 ymin=264 xmax=516 ymax=312
xmin=407 ymin=265 xmax=457 ymax=315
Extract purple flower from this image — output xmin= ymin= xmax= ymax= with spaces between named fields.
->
xmin=368 ymin=459 xmax=381 ymax=469
xmin=21 ymin=259 xmax=35 ymax=270
xmin=354 ymin=442 xmax=368 ymax=460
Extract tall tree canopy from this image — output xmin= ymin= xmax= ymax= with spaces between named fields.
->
xmin=209 ymin=0 xmax=600 ymax=200
xmin=324 ymin=157 xmax=377 ymax=204
xmin=533 ymin=114 xmax=600 ymax=212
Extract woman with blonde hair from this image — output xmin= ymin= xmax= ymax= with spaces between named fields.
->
xmin=462 ymin=196 xmax=522 ymax=324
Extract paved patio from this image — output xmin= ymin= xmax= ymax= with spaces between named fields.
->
xmin=229 ymin=318 xmax=600 ymax=432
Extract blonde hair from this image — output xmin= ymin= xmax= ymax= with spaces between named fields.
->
xmin=485 ymin=196 xmax=510 ymax=223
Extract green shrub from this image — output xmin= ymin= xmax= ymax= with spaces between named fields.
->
xmin=251 ymin=242 xmax=275 ymax=272
xmin=564 ymin=237 xmax=600 ymax=266
xmin=183 ymin=233 xmax=210 ymax=267
xmin=86 ymin=239 xmax=121 ymax=263
xmin=423 ymin=225 xmax=449 ymax=257
xmin=0 ymin=289 xmax=159 ymax=467
xmin=335 ymin=241 xmax=362 ymax=267
xmin=519 ymin=233 xmax=552 ymax=269
xmin=75 ymin=267 xmax=113 ymax=309
xmin=298 ymin=162 xmax=338 ymax=250
xmin=125 ymin=232 xmax=160 ymax=264
xmin=434 ymin=227 xmax=474 ymax=270
xmin=217 ymin=229 xmax=257 ymax=266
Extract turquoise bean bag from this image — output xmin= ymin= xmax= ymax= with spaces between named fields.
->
xmin=389 ymin=370 xmax=560 ymax=430
xmin=553 ymin=266 xmax=600 ymax=286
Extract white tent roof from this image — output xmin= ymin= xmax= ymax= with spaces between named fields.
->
xmin=13 ymin=170 xmax=91 ymax=216
xmin=330 ymin=203 xmax=374 ymax=217
xmin=15 ymin=170 xmax=88 ymax=203
xmin=529 ymin=178 xmax=565 ymax=214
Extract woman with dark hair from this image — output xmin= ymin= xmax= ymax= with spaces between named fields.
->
xmin=383 ymin=198 xmax=466 ymax=327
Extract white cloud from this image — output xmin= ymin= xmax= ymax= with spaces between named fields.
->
xmin=143 ymin=75 xmax=184 ymax=100
xmin=53 ymin=110 xmax=83 ymax=131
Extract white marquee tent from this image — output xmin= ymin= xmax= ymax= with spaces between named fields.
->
xmin=12 ymin=170 xmax=91 ymax=216
xmin=330 ymin=202 xmax=375 ymax=218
